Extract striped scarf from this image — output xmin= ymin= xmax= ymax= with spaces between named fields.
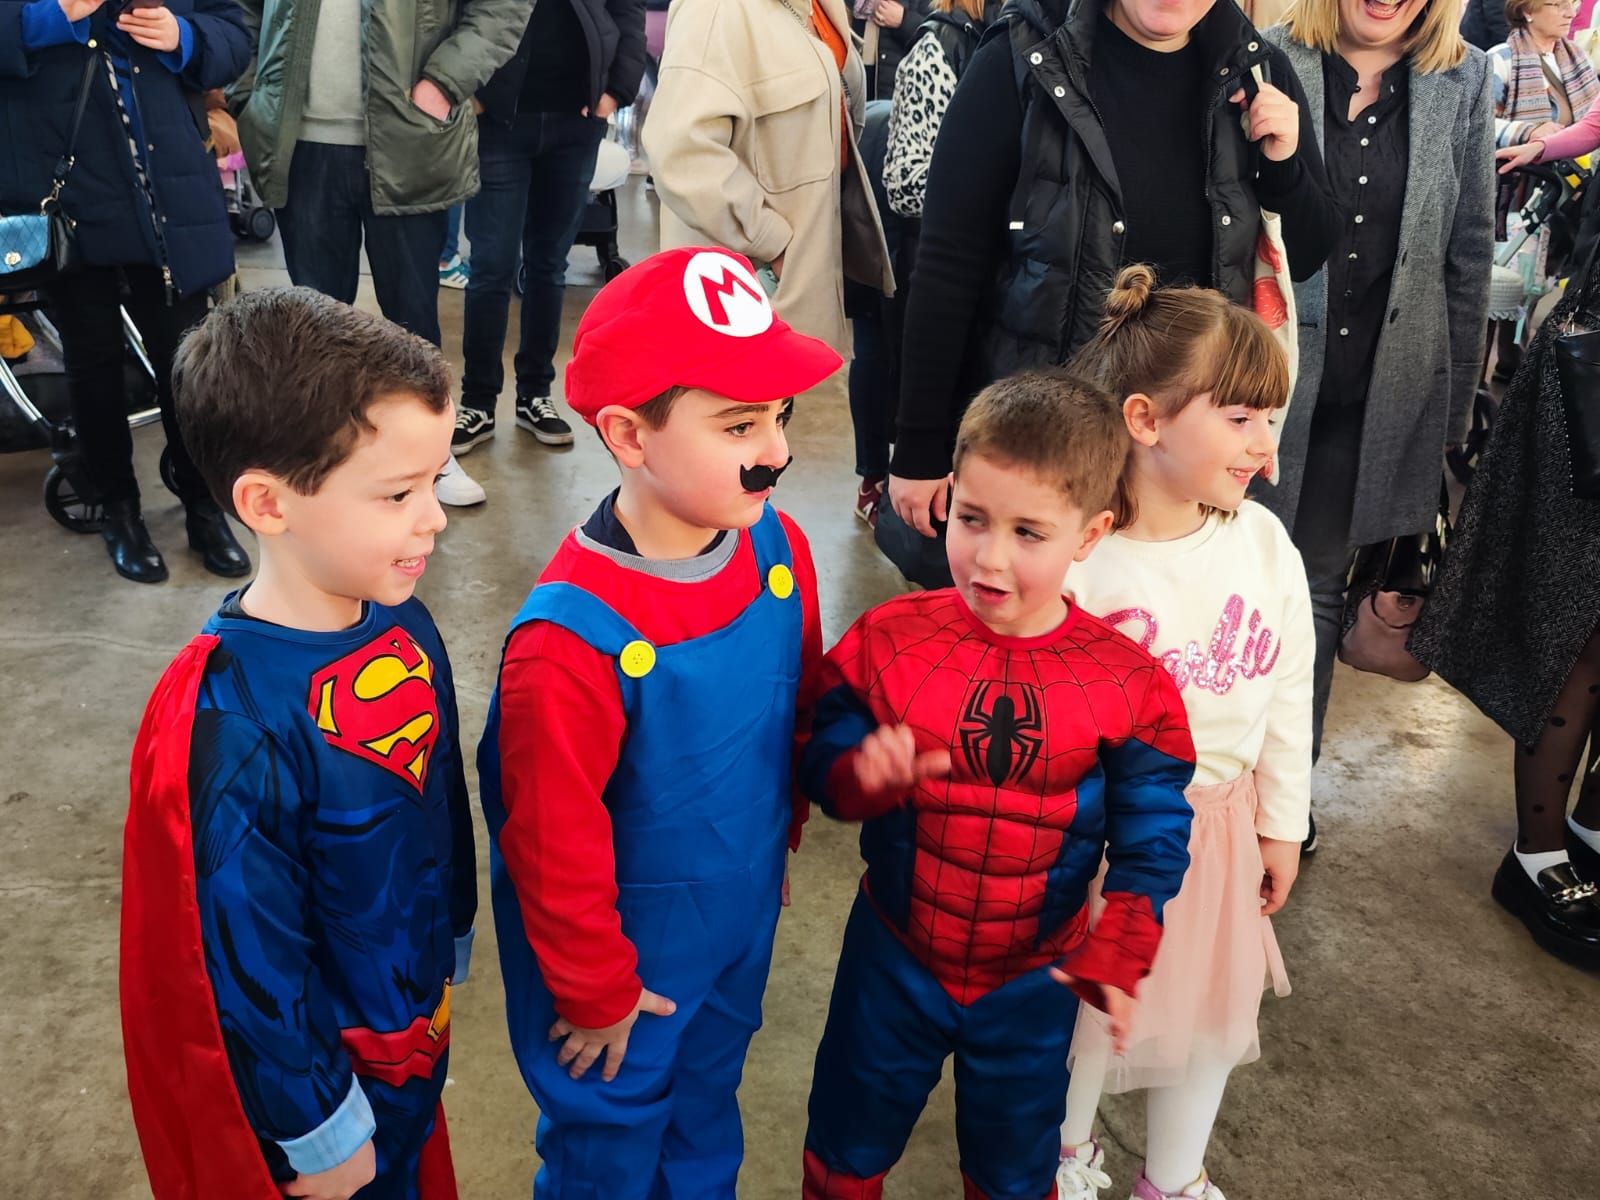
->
xmin=1501 ymin=27 xmax=1600 ymax=129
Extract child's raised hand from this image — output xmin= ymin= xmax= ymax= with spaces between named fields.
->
xmin=279 ymin=1138 xmax=375 ymax=1199
xmin=548 ymin=987 xmax=678 ymax=1082
xmin=1258 ymin=836 xmax=1302 ymax=916
xmin=853 ymin=723 xmax=952 ymax=796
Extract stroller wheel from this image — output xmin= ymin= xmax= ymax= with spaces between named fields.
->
xmin=245 ymin=207 xmax=276 ymax=242
xmin=602 ymin=255 xmax=630 ymax=282
xmin=44 ymin=465 xmax=106 ymax=534
xmin=159 ymin=445 xmax=181 ymax=496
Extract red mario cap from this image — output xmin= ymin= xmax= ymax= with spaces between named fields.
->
xmin=564 ymin=247 xmax=844 ymax=424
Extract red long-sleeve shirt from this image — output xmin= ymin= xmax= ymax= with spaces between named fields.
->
xmin=494 ymin=512 xmax=821 ymax=1028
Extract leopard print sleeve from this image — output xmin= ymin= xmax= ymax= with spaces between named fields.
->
xmin=883 ymin=34 xmax=959 ymax=220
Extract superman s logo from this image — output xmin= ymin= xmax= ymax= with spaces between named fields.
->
xmin=308 ymin=627 xmax=440 ymax=791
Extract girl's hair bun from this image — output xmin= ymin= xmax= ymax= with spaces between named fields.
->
xmin=1101 ymin=264 xmax=1158 ymax=333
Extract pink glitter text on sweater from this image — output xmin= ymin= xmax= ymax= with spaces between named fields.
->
xmin=1103 ymin=595 xmax=1281 ymax=695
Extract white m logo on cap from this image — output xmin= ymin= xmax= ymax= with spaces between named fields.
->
xmin=682 ymin=251 xmax=774 ymax=338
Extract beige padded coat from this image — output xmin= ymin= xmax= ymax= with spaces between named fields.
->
xmin=644 ymin=0 xmax=894 ymax=356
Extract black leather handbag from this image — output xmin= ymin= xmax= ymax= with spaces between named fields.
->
xmin=1554 ymin=238 xmax=1600 ymax=499
xmin=0 ymin=54 xmax=96 ymax=294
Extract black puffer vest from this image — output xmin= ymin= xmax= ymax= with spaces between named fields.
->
xmin=986 ymin=0 xmax=1276 ymax=374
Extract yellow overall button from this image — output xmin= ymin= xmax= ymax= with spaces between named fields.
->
xmin=619 ymin=640 xmax=657 ymax=678
xmin=767 ymin=564 xmax=795 ymax=600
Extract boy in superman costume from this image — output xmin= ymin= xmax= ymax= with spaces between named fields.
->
xmin=476 ymin=248 xmax=841 ymax=1199
xmin=800 ymin=374 xmax=1197 ymax=1200
xmin=120 ymin=289 xmax=475 ymax=1200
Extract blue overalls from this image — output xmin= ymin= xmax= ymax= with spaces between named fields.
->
xmin=478 ymin=507 xmax=802 ymax=1200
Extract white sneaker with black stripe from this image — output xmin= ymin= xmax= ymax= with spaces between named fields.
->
xmin=451 ymin=406 xmax=496 ymax=455
xmin=516 ymin=394 xmax=575 ymax=446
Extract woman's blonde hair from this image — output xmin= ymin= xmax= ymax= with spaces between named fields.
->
xmin=1281 ymin=0 xmax=1467 ymax=75
xmin=932 ymin=0 xmax=986 ymax=22
xmin=1068 ymin=265 xmax=1290 ymax=528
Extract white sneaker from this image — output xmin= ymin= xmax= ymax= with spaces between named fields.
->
xmin=1130 ymin=1170 xmax=1226 ymax=1200
xmin=435 ymin=455 xmax=486 ymax=507
xmin=1057 ymin=1141 xmax=1111 ymax=1200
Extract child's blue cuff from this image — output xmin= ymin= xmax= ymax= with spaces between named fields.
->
xmin=158 ymin=17 xmax=194 ymax=73
xmin=454 ymin=928 xmax=475 ymax=985
xmin=21 ymin=0 xmax=89 ymax=50
xmin=275 ymin=1075 xmax=376 ymax=1176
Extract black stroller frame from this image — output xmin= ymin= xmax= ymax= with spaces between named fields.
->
xmin=0 ymin=291 xmax=172 ymax=532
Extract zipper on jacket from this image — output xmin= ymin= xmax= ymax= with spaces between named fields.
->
xmin=102 ymin=49 xmax=179 ymax=304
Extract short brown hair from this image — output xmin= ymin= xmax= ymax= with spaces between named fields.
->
xmin=174 ymin=287 xmax=451 ymax=516
xmin=1503 ymin=0 xmax=1542 ymax=26
xmin=953 ymin=370 xmax=1127 ymax=516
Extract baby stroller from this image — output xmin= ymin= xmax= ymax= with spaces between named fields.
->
xmin=220 ymin=151 xmax=275 ymax=243
xmin=0 ymin=290 xmax=167 ymax=532
xmin=1454 ymin=155 xmax=1594 ymax=483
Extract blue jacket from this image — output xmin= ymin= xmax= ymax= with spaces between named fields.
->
xmin=0 ymin=0 xmax=251 ymax=297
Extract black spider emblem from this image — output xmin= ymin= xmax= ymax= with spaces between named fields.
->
xmin=957 ymin=682 xmax=1044 ymax=786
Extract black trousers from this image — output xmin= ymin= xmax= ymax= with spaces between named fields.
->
xmin=47 ymin=264 xmax=209 ymax=507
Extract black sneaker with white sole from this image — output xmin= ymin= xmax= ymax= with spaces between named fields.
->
xmin=1301 ymin=810 xmax=1318 ymax=855
xmin=516 ymin=394 xmax=575 ymax=446
xmin=452 ymin=406 xmax=496 ymax=455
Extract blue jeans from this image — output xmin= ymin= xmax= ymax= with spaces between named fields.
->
xmin=276 ymin=141 xmax=448 ymax=347
xmin=461 ymin=111 xmax=604 ymax=413
xmin=441 ymin=204 xmax=463 ymax=262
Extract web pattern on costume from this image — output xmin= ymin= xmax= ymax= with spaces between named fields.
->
xmin=829 ymin=593 xmax=1193 ymax=1006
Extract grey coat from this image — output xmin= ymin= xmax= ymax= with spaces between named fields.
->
xmin=1257 ymin=29 xmax=1495 ymax=548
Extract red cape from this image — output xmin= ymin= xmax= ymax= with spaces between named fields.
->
xmin=121 ymin=636 xmax=458 ymax=1199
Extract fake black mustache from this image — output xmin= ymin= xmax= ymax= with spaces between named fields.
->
xmin=741 ymin=457 xmax=793 ymax=493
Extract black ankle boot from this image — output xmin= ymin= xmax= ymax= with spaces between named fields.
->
xmin=101 ymin=499 xmax=168 ymax=584
xmin=186 ymin=501 xmax=252 ymax=578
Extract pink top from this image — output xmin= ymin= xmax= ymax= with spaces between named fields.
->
xmin=1539 ymin=94 xmax=1600 ymax=160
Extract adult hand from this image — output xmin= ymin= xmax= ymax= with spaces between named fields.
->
xmin=1258 ymin=836 xmax=1302 ymax=916
xmin=116 ymin=5 xmax=182 ymax=52
xmin=1528 ymin=121 xmax=1565 ymax=143
xmin=583 ymin=93 xmax=620 ymax=119
xmin=548 ymin=987 xmax=677 ymax=1082
xmin=852 ymin=724 xmax=952 ymax=796
xmin=1230 ymin=80 xmax=1299 ymax=163
xmin=873 ymin=0 xmax=905 ymax=28
xmin=411 ymin=78 xmax=453 ymax=122
xmin=1497 ymin=141 xmax=1545 ymax=174
xmin=58 ymin=0 xmax=106 ymax=20
xmin=279 ymin=1140 xmax=376 ymax=1200
xmin=887 ymin=473 xmax=948 ymax=538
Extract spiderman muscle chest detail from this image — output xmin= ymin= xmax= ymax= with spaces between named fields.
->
xmin=837 ymin=597 xmax=1173 ymax=998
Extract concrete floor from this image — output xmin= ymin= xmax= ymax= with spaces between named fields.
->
xmin=2 ymin=180 xmax=1596 ymax=1199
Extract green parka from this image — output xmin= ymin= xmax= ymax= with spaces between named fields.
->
xmin=229 ymin=0 xmax=531 ymax=214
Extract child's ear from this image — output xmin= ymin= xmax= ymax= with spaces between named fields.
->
xmin=596 ymin=405 xmax=647 ymax=468
xmin=1123 ymin=393 xmax=1160 ymax=447
xmin=1073 ymin=509 xmax=1116 ymax=562
xmin=232 ymin=471 xmax=289 ymax=537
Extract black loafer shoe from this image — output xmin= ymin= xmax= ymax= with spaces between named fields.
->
xmin=1491 ymin=849 xmax=1600 ymax=967
xmin=1566 ymin=826 xmax=1600 ymax=883
xmin=186 ymin=503 xmax=252 ymax=578
xmin=101 ymin=499 xmax=168 ymax=584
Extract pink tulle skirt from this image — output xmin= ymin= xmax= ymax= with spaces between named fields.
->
xmin=1067 ymin=773 xmax=1290 ymax=1093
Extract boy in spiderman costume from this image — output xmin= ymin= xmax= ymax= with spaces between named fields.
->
xmin=120 ymin=290 xmax=475 ymax=1200
xmin=801 ymin=372 xmax=1197 ymax=1200
xmin=476 ymin=248 xmax=842 ymax=1198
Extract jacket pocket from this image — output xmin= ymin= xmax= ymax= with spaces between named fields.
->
xmin=747 ymin=68 xmax=833 ymax=194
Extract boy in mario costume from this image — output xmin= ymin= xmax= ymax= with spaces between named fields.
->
xmin=119 ymin=289 xmax=475 ymax=1200
xmin=477 ymin=247 xmax=842 ymax=1198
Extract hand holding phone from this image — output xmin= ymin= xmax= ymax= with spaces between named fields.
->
xmin=116 ymin=1 xmax=181 ymax=51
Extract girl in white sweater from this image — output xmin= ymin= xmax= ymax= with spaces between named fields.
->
xmin=1053 ymin=266 xmax=1314 ymax=1200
